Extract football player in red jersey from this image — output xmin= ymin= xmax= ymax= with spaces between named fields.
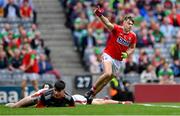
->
xmin=85 ymin=6 xmax=137 ymax=104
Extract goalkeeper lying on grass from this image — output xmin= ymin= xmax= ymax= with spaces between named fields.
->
xmin=5 ymin=81 xmax=132 ymax=108
xmin=6 ymin=80 xmax=75 ymax=108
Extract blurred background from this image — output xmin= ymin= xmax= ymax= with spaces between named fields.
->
xmin=0 ymin=0 xmax=179 ymax=103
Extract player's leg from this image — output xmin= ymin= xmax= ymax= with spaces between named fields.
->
xmin=5 ymin=95 xmax=37 ymax=108
xmin=85 ymin=60 xmax=113 ymax=104
xmin=92 ymin=61 xmax=113 ymax=96
xmin=92 ymin=98 xmax=119 ymax=104
xmin=31 ymin=73 xmax=39 ymax=92
xmin=92 ymin=99 xmax=133 ymax=105
xmin=14 ymin=96 xmax=34 ymax=108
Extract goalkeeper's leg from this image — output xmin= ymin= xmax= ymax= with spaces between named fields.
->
xmin=5 ymin=96 xmax=35 ymax=108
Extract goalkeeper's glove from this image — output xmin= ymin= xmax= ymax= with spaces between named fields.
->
xmin=94 ymin=6 xmax=104 ymax=17
xmin=121 ymin=52 xmax=128 ymax=59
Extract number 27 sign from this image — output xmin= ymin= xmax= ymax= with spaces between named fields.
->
xmin=75 ymin=75 xmax=92 ymax=89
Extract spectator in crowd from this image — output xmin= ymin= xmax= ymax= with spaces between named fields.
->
xmin=73 ymin=11 xmax=88 ymax=51
xmin=68 ymin=1 xmax=85 ymax=30
xmin=30 ymin=32 xmax=44 ymax=53
xmin=137 ymin=28 xmax=154 ymax=48
xmin=109 ymin=76 xmax=134 ymax=102
xmin=20 ymin=43 xmax=39 ymax=98
xmin=151 ymin=48 xmax=164 ymax=74
xmin=17 ymin=24 xmax=25 ymax=35
xmin=170 ymin=59 xmax=180 ymax=77
xmin=158 ymin=60 xmax=176 ymax=84
xmin=38 ymin=53 xmax=61 ymax=80
xmin=140 ymin=64 xmax=158 ymax=83
xmin=7 ymin=34 xmax=21 ymax=58
xmin=85 ymin=2 xmax=96 ymax=22
xmin=89 ymin=48 xmax=102 ymax=73
xmin=4 ymin=0 xmax=21 ymax=19
xmin=124 ymin=55 xmax=138 ymax=74
xmin=0 ymin=50 xmax=8 ymax=70
xmin=160 ymin=17 xmax=175 ymax=41
xmin=20 ymin=0 xmax=33 ymax=20
xmin=155 ymin=4 xmax=166 ymax=23
xmin=19 ymin=0 xmax=37 ymax=23
xmin=19 ymin=29 xmax=30 ymax=44
xmin=144 ymin=9 xmax=158 ymax=26
xmin=168 ymin=7 xmax=180 ymax=27
xmin=81 ymin=27 xmax=96 ymax=59
xmin=152 ymin=23 xmax=164 ymax=43
xmin=30 ymin=31 xmax=51 ymax=61
xmin=132 ymin=7 xmax=144 ymax=31
xmin=27 ymin=23 xmax=38 ymax=40
xmin=1 ymin=23 xmax=12 ymax=37
xmin=4 ymin=31 xmax=14 ymax=57
xmin=93 ymin=28 xmax=106 ymax=48
xmin=138 ymin=49 xmax=150 ymax=74
xmin=170 ymin=37 xmax=180 ymax=60
xmin=8 ymin=48 xmax=23 ymax=71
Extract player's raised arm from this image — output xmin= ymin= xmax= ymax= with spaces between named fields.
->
xmin=94 ymin=7 xmax=114 ymax=31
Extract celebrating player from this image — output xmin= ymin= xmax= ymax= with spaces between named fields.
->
xmin=85 ymin=6 xmax=137 ymax=104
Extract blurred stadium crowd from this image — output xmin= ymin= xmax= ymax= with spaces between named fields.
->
xmin=0 ymin=0 xmax=61 ymax=98
xmin=61 ymin=0 xmax=180 ymax=85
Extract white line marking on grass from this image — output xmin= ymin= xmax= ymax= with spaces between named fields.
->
xmin=139 ymin=104 xmax=180 ymax=108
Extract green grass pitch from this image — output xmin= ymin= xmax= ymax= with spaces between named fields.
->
xmin=1 ymin=103 xmax=180 ymax=115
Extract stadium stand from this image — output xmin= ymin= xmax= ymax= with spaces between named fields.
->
xmin=0 ymin=0 xmax=58 ymax=87
xmin=33 ymin=0 xmax=85 ymax=76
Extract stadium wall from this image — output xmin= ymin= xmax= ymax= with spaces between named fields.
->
xmin=134 ymin=84 xmax=180 ymax=103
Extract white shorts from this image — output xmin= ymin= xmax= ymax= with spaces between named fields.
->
xmin=72 ymin=94 xmax=87 ymax=105
xmin=22 ymin=73 xmax=39 ymax=81
xmin=102 ymin=53 xmax=125 ymax=77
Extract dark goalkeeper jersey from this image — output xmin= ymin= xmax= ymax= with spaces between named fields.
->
xmin=36 ymin=88 xmax=75 ymax=107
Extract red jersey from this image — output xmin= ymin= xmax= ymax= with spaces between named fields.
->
xmin=104 ymin=24 xmax=137 ymax=61
xmin=20 ymin=6 xmax=32 ymax=18
xmin=22 ymin=50 xmax=39 ymax=73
